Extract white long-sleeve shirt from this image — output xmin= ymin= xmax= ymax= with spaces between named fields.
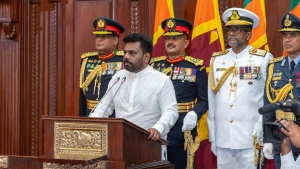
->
xmin=281 ymin=151 xmax=300 ymax=169
xmin=89 ymin=65 xmax=178 ymax=139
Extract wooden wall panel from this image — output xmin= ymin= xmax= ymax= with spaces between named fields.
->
xmin=0 ymin=0 xmax=21 ymax=155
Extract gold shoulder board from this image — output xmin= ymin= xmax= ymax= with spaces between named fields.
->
xmin=185 ymin=56 xmax=204 ymax=66
xmin=249 ymin=48 xmax=267 ymax=57
xmin=269 ymin=56 xmax=285 ymax=64
xmin=81 ymin=52 xmax=98 ymax=59
xmin=212 ymin=50 xmax=229 ymax=57
xmin=150 ymin=56 xmax=166 ymax=64
xmin=116 ymin=50 xmax=124 ymax=56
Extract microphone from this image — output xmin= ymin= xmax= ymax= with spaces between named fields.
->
xmin=258 ymin=103 xmax=280 ymax=114
xmin=88 ymin=77 xmax=120 ymax=116
xmin=103 ymin=77 xmax=127 ymax=114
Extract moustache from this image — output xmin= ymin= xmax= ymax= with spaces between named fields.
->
xmin=226 ymin=37 xmax=238 ymax=42
xmin=167 ymin=44 xmax=176 ymax=48
xmin=124 ymin=59 xmax=133 ymax=65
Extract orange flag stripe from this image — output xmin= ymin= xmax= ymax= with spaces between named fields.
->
xmin=153 ymin=0 xmax=174 ymax=45
xmin=244 ymin=0 xmax=269 ymax=51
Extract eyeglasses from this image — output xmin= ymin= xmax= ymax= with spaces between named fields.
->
xmin=95 ymin=34 xmax=114 ymax=39
xmin=226 ymin=27 xmax=249 ymax=35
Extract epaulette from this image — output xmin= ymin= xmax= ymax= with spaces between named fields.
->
xmin=212 ymin=50 xmax=229 ymax=57
xmin=268 ymin=56 xmax=285 ymax=64
xmin=149 ymin=56 xmax=166 ymax=64
xmin=81 ymin=52 xmax=98 ymax=59
xmin=249 ymin=48 xmax=267 ymax=57
xmin=116 ymin=50 xmax=124 ymax=56
xmin=185 ymin=56 xmax=204 ymax=66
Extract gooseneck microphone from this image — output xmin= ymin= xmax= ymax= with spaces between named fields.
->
xmin=258 ymin=103 xmax=280 ymax=115
xmin=88 ymin=77 xmax=120 ymax=117
xmin=103 ymin=77 xmax=127 ymax=114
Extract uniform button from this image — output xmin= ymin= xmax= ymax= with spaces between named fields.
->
xmin=229 ymin=104 xmax=233 ymax=107
xmin=230 ymin=120 xmax=233 ymax=123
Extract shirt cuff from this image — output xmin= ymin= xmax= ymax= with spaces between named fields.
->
xmin=281 ymin=150 xmax=295 ymax=168
xmin=152 ymin=123 xmax=165 ymax=135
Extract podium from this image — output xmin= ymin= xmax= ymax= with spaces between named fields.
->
xmin=38 ymin=116 xmax=174 ymax=169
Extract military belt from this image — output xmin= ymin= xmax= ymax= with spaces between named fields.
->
xmin=178 ymin=100 xmax=196 ymax=113
xmin=86 ymin=99 xmax=99 ymax=110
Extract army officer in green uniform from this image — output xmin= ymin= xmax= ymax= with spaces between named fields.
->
xmin=79 ymin=17 xmax=125 ymax=116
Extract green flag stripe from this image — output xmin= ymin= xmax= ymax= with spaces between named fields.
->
xmin=243 ymin=0 xmax=252 ymax=8
xmin=290 ymin=0 xmax=300 ymax=10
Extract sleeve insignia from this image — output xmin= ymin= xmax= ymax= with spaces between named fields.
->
xmin=185 ymin=56 xmax=204 ymax=66
xmin=149 ymin=56 xmax=166 ymax=64
xmin=212 ymin=50 xmax=229 ymax=57
xmin=116 ymin=50 xmax=124 ymax=56
xmin=268 ymin=56 xmax=285 ymax=64
xmin=249 ymin=48 xmax=267 ymax=57
xmin=81 ymin=52 xmax=98 ymax=59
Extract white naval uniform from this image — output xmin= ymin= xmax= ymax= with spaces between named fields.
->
xmin=207 ymin=45 xmax=273 ymax=169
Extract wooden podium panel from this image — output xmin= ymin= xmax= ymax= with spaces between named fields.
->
xmin=39 ymin=116 xmax=171 ymax=169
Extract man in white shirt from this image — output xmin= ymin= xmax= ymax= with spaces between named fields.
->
xmin=280 ymin=120 xmax=300 ymax=169
xmin=89 ymin=33 xmax=178 ymax=143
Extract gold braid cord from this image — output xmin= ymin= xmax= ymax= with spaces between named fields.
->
xmin=184 ymin=131 xmax=200 ymax=169
xmin=162 ymin=67 xmax=173 ymax=78
xmin=265 ymin=63 xmax=293 ymax=103
xmin=79 ymin=58 xmax=102 ymax=92
xmin=209 ymin=57 xmax=238 ymax=94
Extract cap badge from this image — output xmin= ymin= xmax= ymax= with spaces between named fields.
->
xmin=284 ymin=15 xmax=292 ymax=27
xmin=230 ymin=10 xmax=240 ymax=20
xmin=97 ymin=18 xmax=106 ymax=30
xmin=167 ymin=19 xmax=175 ymax=30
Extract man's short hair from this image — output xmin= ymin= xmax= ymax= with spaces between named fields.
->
xmin=123 ymin=33 xmax=152 ymax=56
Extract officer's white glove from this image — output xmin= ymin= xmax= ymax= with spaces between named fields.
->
xmin=252 ymin=119 xmax=263 ymax=143
xmin=211 ymin=141 xmax=217 ymax=156
xmin=181 ymin=111 xmax=197 ymax=132
xmin=263 ymin=143 xmax=274 ymax=159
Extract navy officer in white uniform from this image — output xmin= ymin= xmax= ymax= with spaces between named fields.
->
xmin=207 ymin=7 xmax=273 ymax=169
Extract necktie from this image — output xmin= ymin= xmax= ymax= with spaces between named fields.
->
xmin=290 ymin=60 xmax=296 ymax=75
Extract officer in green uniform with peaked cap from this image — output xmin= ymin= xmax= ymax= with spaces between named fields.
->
xmin=79 ymin=17 xmax=125 ymax=116
xmin=150 ymin=17 xmax=208 ymax=169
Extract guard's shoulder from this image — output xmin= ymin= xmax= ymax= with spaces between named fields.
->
xmin=268 ymin=56 xmax=285 ymax=64
xmin=185 ymin=56 xmax=204 ymax=66
xmin=116 ymin=50 xmax=124 ymax=56
xmin=150 ymin=56 xmax=166 ymax=64
xmin=81 ymin=52 xmax=98 ymax=59
xmin=212 ymin=50 xmax=229 ymax=57
xmin=249 ymin=48 xmax=267 ymax=57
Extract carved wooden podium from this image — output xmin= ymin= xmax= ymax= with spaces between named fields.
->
xmin=38 ymin=116 xmax=174 ymax=169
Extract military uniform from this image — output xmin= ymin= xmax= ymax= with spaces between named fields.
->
xmin=79 ymin=50 xmax=124 ymax=116
xmin=263 ymin=13 xmax=300 ymax=168
xmin=207 ymin=8 xmax=274 ymax=169
xmin=79 ymin=16 xmax=125 ymax=116
xmin=150 ymin=55 xmax=208 ymax=167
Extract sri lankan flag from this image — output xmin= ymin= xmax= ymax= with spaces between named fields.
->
xmin=191 ymin=0 xmax=222 ymax=168
xmin=152 ymin=0 xmax=174 ymax=58
xmin=189 ymin=0 xmax=224 ymax=67
xmin=243 ymin=0 xmax=269 ymax=51
xmin=290 ymin=0 xmax=300 ymax=16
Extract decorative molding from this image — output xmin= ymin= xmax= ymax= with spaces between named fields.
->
xmin=54 ymin=122 xmax=108 ymax=157
xmin=49 ymin=2 xmax=58 ymax=116
xmin=0 ymin=18 xmax=17 ymax=40
xmin=43 ymin=161 xmax=105 ymax=169
xmin=130 ymin=1 xmax=139 ymax=33
xmin=30 ymin=3 xmax=41 ymax=156
xmin=0 ymin=156 xmax=8 ymax=168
